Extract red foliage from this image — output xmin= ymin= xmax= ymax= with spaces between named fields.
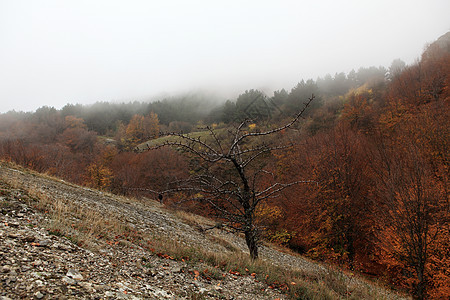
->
xmin=110 ymin=148 xmax=189 ymax=197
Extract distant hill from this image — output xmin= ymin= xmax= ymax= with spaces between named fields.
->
xmin=434 ymin=31 xmax=450 ymax=51
xmin=423 ymin=31 xmax=450 ymax=57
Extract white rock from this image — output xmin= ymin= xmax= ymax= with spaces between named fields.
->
xmin=78 ymin=281 xmax=94 ymax=292
xmin=62 ymin=276 xmax=76 ymax=285
xmin=66 ymin=268 xmax=83 ymax=280
xmin=104 ymin=291 xmax=115 ymax=298
xmin=150 ymin=287 xmax=172 ymax=299
xmin=32 ymin=260 xmax=42 ymax=266
xmin=35 ymin=280 xmax=44 ymax=287
xmin=1 ymin=265 xmax=11 ymax=273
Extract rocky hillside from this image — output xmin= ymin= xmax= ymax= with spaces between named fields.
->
xmin=0 ymin=162 xmax=409 ymax=299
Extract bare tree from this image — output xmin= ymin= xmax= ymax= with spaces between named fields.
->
xmin=147 ymin=95 xmax=315 ymax=259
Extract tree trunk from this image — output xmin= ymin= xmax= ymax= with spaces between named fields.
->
xmin=415 ymin=259 xmax=426 ymax=300
xmin=245 ymin=229 xmax=259 ymax=260
xmin=346 ymin=223 xmax=356 ymax=270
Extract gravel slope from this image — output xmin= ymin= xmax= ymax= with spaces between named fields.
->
xmin=0 ymin=164 xmax=408 ymax=299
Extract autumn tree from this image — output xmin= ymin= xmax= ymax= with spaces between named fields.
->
xmin=374 ymin=131 xmax=447 ymax=299
xmin=126 ymin=114 xmax=146 ymax=146
xmin=58 ymin=127 xmax=97 ymax=154
xmin=110 ymin=148 xmax=189 ymax=196
xmin=85 ymin=162 xmax=113 ymax=189
xmin=374 ymin=111 xmax=449 ymax=298
xmin=148 ymin=96 xmax=315 ymax=259
xmin=122 ymin=112 xmax=160 ymax=150
xmin=83 ymin=146 xmax=117 ymax=190
xmin=277 ymin=123 xmax=377 ymax=267
xmin=145 ymin=111 xmax=160 ymax=139
xmin=64 ymin=115 xmax=87 ymax=129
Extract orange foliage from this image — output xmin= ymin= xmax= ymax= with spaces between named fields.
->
xmin=84 ymin=162 xmax=113 ymax=189
xmin=64 ymin=115 xmax=87 ymax=129
xmin=124 ymin=112 xmax=160 ymax=148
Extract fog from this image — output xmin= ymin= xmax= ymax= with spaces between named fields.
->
xmin=0 ymin=0 xmax=449 ymax=113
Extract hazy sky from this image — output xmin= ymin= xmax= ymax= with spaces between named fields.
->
xmin=0 ymin=0 xmax=449 ymax=113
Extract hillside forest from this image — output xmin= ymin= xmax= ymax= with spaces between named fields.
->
xmin=0 ymin=33 xmax=449 ymax=299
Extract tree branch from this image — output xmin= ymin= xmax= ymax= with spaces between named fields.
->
xmin=228 ymin=95 xmax=314 ymax=153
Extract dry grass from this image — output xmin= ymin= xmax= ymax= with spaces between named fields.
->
xmin=174 ymin=209 xmax=216 ymax=228
xmin=5 ymin=182 xmax=130 ymax=250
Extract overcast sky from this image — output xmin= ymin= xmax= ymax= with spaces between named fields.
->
xmin=0 ymin=0 xmax=449 ymax=113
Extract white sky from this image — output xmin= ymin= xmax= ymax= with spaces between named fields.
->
xmin=0 ymin=0 xmax=449 ymax=113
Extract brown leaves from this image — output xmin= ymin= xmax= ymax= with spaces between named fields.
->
xmin=193 ymin=270 xmax=200 ymax=280
xmin=156 ymin=253 xmax=175 ymax=260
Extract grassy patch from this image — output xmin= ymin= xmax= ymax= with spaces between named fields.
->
xmin=174 ymin=209 xmax=215 ymax=228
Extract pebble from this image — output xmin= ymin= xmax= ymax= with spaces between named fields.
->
xmin=37 ymin=239 xmax=52 ymax=247
xmin=104 ymin=291 xmax=115 ymax=298
xmin=22 ymin=235 xmax=35 ymax=242
xmin=5 ymin=277 xmax=16 ymax=284
xmin=62 ymin=276 xmax=76 ymax=285
xmin=1 ymin=265 xmax=11 ymax=273
xmin=78 ymin=281 xmax=94 ymax=292
xmin=35 ymin=280 xmax=44 ymax=287
xmin=32 ymin=259 xmax=42 ymax=266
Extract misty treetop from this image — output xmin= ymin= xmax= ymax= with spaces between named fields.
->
xmin=1 ymin=64 xmax=390 ymax=138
